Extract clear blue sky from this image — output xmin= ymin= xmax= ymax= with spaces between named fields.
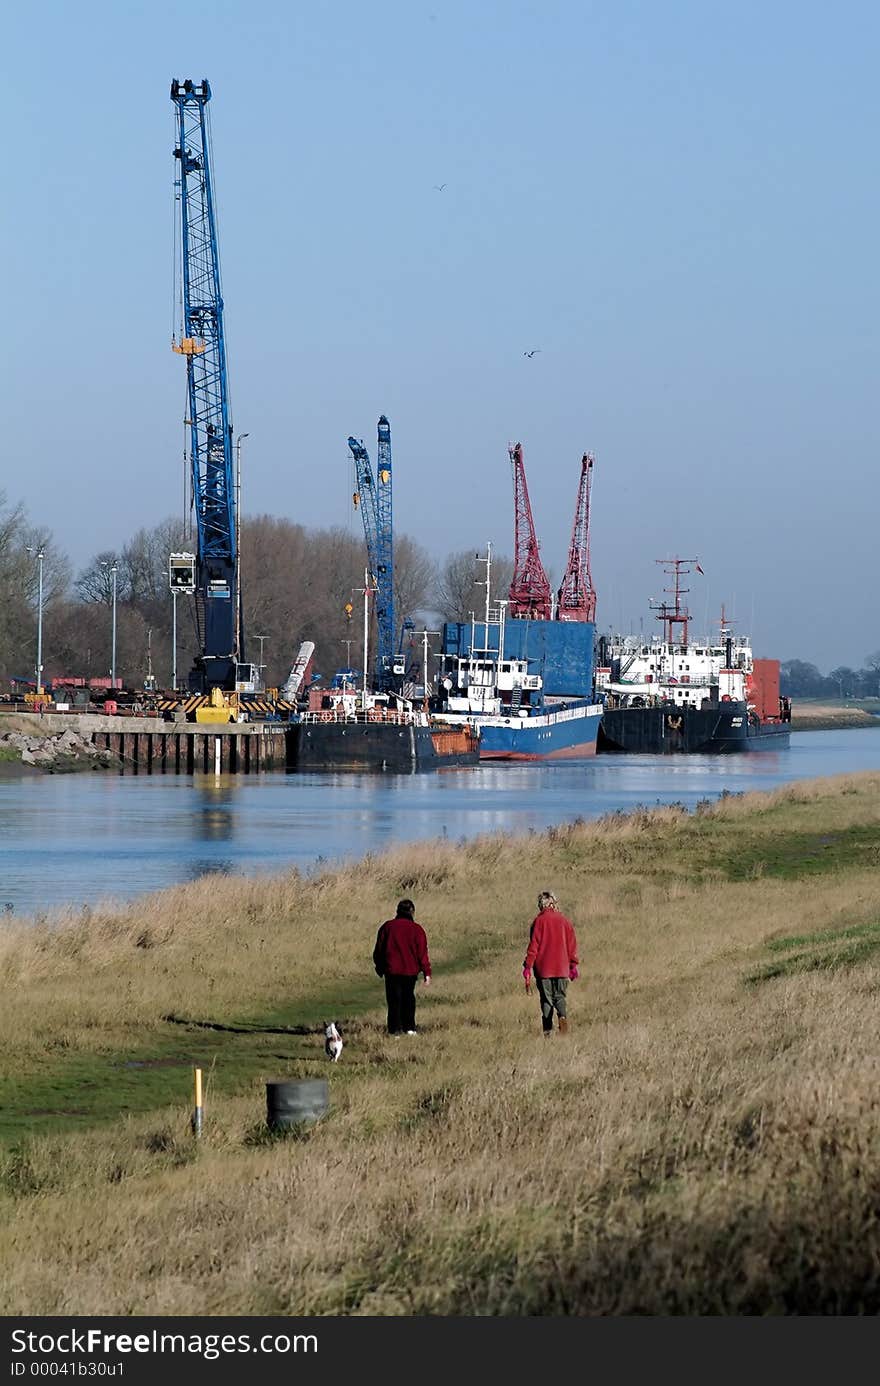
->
xmin=3 ymin=0 xmax=877 ymax=668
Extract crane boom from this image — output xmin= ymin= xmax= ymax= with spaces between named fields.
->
xmin=556 ymin=453 xmax=597 ymax=622
xmin=171 ymin=78 xmax=239 ymax=692
xmin=348 ymin=417 xmax=397 ymax=688
xmin=507 ymin=441 xmax=552 ymax=620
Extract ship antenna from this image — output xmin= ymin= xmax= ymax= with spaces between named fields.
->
xmin=653 ymin=557 xmax=698 ymax=645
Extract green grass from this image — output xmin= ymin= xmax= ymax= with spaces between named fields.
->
xmin=747 ymin=919 xmax=880 ymax=985
xmin=0 ymin=927 xmax=502 ymax=1144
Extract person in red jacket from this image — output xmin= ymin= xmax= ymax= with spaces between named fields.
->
xmin=373 ymin=898 xmax=432 ymax=1035
xmin=522 ymin=891 xmax=579 ymax=1036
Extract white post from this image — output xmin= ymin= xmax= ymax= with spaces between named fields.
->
xmin=420 ymin=628 xmax=441 ymax=712
xmin=362 ymin=569 xmax=370 ymax=702
xmin=36 ymin=547 xmax=44 ymax=694
xmin=110 ymin=563 xmax=117 ymax=688
xmin=235 ymin=433 xmax=248 ymax=661
xmin=172 ymin=588 xmax=178 ymax=690
xmin=484 ymin=541 xmax=492 ymax=636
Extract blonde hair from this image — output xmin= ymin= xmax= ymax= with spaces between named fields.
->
xmin=537 ymin=891 xmax=557 ymax=911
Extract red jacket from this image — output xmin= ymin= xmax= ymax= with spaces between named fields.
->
xmin=373 ymin=917 xmax=431 ymax=978
xmin=524 ymin=909 xmax=578 ymax=979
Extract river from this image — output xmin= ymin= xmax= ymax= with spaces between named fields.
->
xmin=1 ymin=728 xmax=878 ymax=918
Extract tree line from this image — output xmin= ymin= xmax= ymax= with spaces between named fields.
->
xmin=0 ymin=493 xmax=513 ymax=694
xmin=781 ymin=658 xmax=880 ymax=701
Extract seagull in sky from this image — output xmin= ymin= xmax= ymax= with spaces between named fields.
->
xmin=433 ymin=183 xmax=447 ymax=191
xmin=523 ymin=348 xmax=541 ymax=358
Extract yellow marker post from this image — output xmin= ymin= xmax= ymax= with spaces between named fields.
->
xmin=192 ymin=1066 xmax=204 ymax=1138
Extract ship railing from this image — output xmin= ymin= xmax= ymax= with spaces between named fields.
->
xmin=297 ymin=708 xmax=425 ymax=727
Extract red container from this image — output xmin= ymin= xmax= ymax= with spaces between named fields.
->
xmin=750 ymin=659 xmax=781 ymax=722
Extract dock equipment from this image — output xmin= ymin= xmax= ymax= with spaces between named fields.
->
xmin=171 ymin=78 xmax=252 ymax=698
xmin=348 ymin=417 xmax=404 ymax=690
xmin=507 ymin=442 xmax=552 ymax=620
xmin=557 ymin=453 xmax=597 ymax=622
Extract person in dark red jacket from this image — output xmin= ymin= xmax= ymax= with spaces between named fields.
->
xmin=373 ymin=898 xmax=432 ymax=1035
xmin=523 ymin=890 xmax=579 ymax=1036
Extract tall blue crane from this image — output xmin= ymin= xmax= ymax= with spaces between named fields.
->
xmin=171 ymin=78 xmax=240 ymax=693
xmin=348 ymin=415 xmax=401 ymax=689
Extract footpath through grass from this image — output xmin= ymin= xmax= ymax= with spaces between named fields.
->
xmin=2 ymin=772 xmax=880 ymax=1314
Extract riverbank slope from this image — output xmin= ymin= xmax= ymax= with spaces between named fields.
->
xmin=792 ymin=698 xmax=880 ymax=731
xmin=1 ymin=773 xmax=879 ymax=1314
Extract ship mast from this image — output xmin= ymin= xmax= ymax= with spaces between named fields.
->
xmin=651 ymin=557 xmax=700 ymax=646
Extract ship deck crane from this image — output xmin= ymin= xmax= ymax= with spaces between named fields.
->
xmin=507 ymin=442 xmax=552 ymax=620
xmin=556 ymin=453 xmax=597 ymax=622
xmin=348 ymin=416 xmax=403 ymax=690
xmin=171 ymin=77 xmax=250 ymax=699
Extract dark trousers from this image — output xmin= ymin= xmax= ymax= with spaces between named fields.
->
xmin=536 ymin=976 xmax=568 ymax=1032
xmin=385 ymin=974 xmax=417 ymax=1033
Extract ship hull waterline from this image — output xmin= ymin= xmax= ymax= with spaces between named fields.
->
xmin=290 ymin=720 xmax=479 ymax=772
xmin=598 ymin=704 xmax=790 ymax=755
xmin=436 ymin=704 xmax=603 ymax=762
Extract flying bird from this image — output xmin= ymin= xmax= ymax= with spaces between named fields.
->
xmin=433 ymin=183 xmax=447 ymax=191
xmin=523 ymin=349 xmax=541 ymax=358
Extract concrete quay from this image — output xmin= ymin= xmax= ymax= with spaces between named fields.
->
xmin=0 ymin=710 xmax=289 ymax=774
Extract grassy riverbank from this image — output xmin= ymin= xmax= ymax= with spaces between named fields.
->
xmin=792 ymin=698 xmax=880 ymax=731
xmin=2 ymin=773 xmax=880 ymax=1314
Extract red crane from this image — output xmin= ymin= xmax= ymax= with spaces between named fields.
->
xmin=556 ymin=452 xmax=596 ymax=623
xmin=507 ymin=441 xmax=552 ymax=620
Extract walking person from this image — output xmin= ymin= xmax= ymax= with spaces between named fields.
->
xmin=373 ymin=898 xmax=431 ymax=1035
xmin=522 ymin=891 xmax=579 ymax=1036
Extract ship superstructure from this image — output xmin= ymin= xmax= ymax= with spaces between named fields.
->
xmin=596 ymin=560 xmax=791 ymax=753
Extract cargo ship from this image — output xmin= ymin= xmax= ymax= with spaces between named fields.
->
xmin=433 ymin=586 xmax=602 ymax=760
xmin=596 ymin=559 xmax=791 ymax=755
xmin=289 ymin=677 xmax=479 ymax=771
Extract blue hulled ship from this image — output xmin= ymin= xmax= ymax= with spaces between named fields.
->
xmin=433 ymin=593 xmax=601 ymax=761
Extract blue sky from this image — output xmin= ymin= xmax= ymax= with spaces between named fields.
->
xmin=3 ymin=0 xmax=877 ymax=667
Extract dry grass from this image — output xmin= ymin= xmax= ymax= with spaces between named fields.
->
xmin=2 ymin=772 xmax=880 ymax=1314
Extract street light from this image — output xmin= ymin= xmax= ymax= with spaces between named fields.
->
xmin=25 ymin=545 xmax=45 ymax=694
xmin=420 ymin=628 xmax=441 ymax=712
xmin=254 ymin=634 xmax=269 ymax=687
xmin=353 ymin=570 xmax=377 ymax=704
xmin=235 ymin=432 xmax=249 ymax=659
xmin=100 ymin=559 xmax=118 ymax=688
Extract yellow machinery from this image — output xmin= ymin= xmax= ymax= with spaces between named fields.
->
xmin=194 ymin=687 xmax=238 ymax=724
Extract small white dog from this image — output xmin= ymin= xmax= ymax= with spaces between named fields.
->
xmin=324 ymin=1021 xmax=343 ymax=1062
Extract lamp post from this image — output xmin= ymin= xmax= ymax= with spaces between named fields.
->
xmin=419 ymin=628 xmax=441 ymax=713
xmin=235 ymin=432 xmax=249 ymax=659
xmin=353 ymin=570 xmax=376 ymax=704
xmin=171 ymin=587 xmax=178 ymax=690
xmin=100 ymin=560 xmax=118 ymax=687
xmin=254 ymin=634 xmax=268 ymax=687
xmin=26 ymin=545 xmax=45 ymax=694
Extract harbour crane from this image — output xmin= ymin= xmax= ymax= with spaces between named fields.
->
xmin=347 ymin=416 xmax=403 ymax=689
xmin=170 ymin=78 xmax=248 ymax=697
xmin=556 ymin=453 xmax=597 ymax=622
xmin=507 ymin=442 xmax=552 ymax=620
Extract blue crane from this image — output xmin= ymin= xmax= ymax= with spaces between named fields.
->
xmin=347 ymin=416 xmax=402 ymax=689
xmin=170 ymin=78 xmax=241 ymax=693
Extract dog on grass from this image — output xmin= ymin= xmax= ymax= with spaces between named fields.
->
xmin=324 ymin=1021 xmax=343 ymax=1062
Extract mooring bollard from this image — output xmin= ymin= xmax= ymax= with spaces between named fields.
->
xmin=192 ymin=1066 xmax=204 ymax=1138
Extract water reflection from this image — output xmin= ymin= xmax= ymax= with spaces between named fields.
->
xmin=186 ymin=858 xmax=235 ymax=882
xmin=0 ymin=729 xmax=878 ymax=916
xmin=193 ymin=777 xmax=238 ymax=842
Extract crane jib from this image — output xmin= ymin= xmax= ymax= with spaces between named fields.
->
xmin=347 ymin=417 xmax=398 ymax=690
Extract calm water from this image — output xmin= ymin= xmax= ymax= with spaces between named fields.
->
xmin=1 ymin=729 xmax=879 ymax=918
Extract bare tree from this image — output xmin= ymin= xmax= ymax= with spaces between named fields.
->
xmin=393 ymin=535 xmax=436 ymax=632
xmin=75 ymin=551 xmax=121 ymax=605
xmin=434 ymin=548 xmax=514 ymax=622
